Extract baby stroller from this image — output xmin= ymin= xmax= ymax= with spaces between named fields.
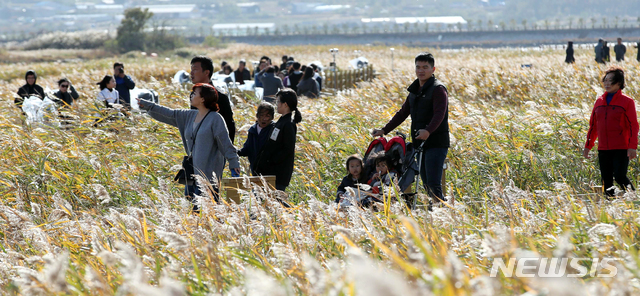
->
xmin=351 ymin=132 xmax=420 ymax=208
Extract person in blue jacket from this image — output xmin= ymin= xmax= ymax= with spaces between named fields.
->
xmin=113 ymin=62 xmax=136 ymax=106
xmin=238 ymin=102 xmax=275 ymax=175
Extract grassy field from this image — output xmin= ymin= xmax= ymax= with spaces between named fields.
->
xmin=0 ymin=44 xmax=639 ymax=295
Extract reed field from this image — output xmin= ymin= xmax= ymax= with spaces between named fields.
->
xmin=0 ymin=43 xmax=639 ymax=295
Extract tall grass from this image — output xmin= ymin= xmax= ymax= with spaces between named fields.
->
xmin=0 ymin=44 xmax=638 ymax=295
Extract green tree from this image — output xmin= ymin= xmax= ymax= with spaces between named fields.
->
xmin=591 ymin=17 xmax=597 ymax=29
xmin=578 ymin=18 xmax=584 ymax=29
xmin=477 ymin=19 xmax=482 ymax=31
xmin=115 ymin=8 xmax=153 ymax=53
xmin=521 ymin=19 xmax=527 ymax=30
xmin=147 ymin=21 xmax=185 ymax=51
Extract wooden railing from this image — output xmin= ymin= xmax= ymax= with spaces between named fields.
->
xmin=324 ymin=65 xmax=374 ymax=91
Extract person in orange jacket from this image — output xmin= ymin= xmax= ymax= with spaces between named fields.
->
xmin=584 ymin=66 xmax=639 ymax=197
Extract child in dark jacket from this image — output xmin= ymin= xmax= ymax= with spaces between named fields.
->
xmin=335 ymin=155 xmax=368 ymax=203
xmin=238 ymin=102 xmax=275 ymax=175
xmin=367 ymin=151 xmax=398 ymax=194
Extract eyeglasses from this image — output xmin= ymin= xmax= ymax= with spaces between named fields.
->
xmin=60 ymin=84 xmax=69 ymax=88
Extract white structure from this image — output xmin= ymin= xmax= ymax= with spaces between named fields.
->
xmin=138 ymin=5 xmax=199 ymax=19
xmin=212 ymin=23 xmax=275 ymax=36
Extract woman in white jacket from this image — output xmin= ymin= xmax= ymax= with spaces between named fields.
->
xmin=96 ymin=75 xmax=120 ymax=107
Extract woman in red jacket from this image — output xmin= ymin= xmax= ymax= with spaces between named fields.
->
xmin=583 ymin=66 xmax=639 ymax=197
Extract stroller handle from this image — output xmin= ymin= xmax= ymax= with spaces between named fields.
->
xmin=395 ymin=131 xmax=407 ymax=140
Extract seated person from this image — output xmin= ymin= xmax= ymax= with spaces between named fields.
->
xmin=96 ymin=75 xmax=120 ymax=107
xmin=234 ymin=59 xmax=251 ymax=84
xmin=367 ymin=151 xmax=398 ymax=194
xmin=53 ymin=78 xmax=79 ymax=107
xmin=218 ymin=61 xmax=228 ymax=74
xmin=222 ymin=65 xmax=234 ymax=84
xmin=238 ymin=103 xmax=275 ymax=175
xmin=16 ymin=70 xmax=45 ymax=107
xmin=260 ymin=66 xmax=284 ymax=103
xmin=335 ymin=155 xmax=368 ymax=203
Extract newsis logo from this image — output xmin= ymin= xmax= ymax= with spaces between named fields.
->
xmin=489 ymin=257 xmax=619 ymax=278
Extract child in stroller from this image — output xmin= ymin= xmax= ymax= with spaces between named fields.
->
xmin=336 ymin=133 xmax=419 ymax=208
xmin=367 ymin=151 xmax=399 ymax=194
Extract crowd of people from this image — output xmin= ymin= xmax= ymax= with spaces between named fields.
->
xmin=14 ymin=49 xmax=637 ymax=211
xmin=216 ymin=55 xmax=322 ymax=100
xmin=565 ymin=38 xmax=640 ymax=64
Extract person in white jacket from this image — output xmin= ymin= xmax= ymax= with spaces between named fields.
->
xmin=96 ymin=75 xmax=120 ymax=107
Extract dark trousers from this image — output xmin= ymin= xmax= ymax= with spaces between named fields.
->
xmin=419 ymin=147 xmax=448 ymax=202
xmin=598 ymin=149 xmax=635 ymax=196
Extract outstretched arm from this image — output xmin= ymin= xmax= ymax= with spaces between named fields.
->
xmin=137 ymin=99 xmax=191 ymax=128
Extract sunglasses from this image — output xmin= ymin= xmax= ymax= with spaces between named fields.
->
xmin=60 ymin=84 xmax=69 ymax=88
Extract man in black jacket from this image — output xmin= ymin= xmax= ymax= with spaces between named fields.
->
xmin=233 ymin=59 xmax=252 ymax=84
xmin=190 ymin=55 xmax=236 ymax=143
xmin=16 ymin=70 xmax=45 ymax=106
xmin=614 ymin=38 xmax=626 ymax=62
xmin=372 ymin=52 xmax=449 ymax=203
xmin=286 ymin=62 xmax=303 ymax=92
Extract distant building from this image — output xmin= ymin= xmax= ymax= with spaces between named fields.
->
xmin=291 ymin=3 xmax=351 ymax=14
xmin=138 ymin=5 xmax=199 ymax=19
xmin=237 ymin=2 xmax=260 ymax=14
xmin=291 ymin=3 xmax=323 ymax=14
xmin=76 ymin=3 xmax=123 ymax=12
xmin=212 ymin=23 xmax=275 ymax=36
